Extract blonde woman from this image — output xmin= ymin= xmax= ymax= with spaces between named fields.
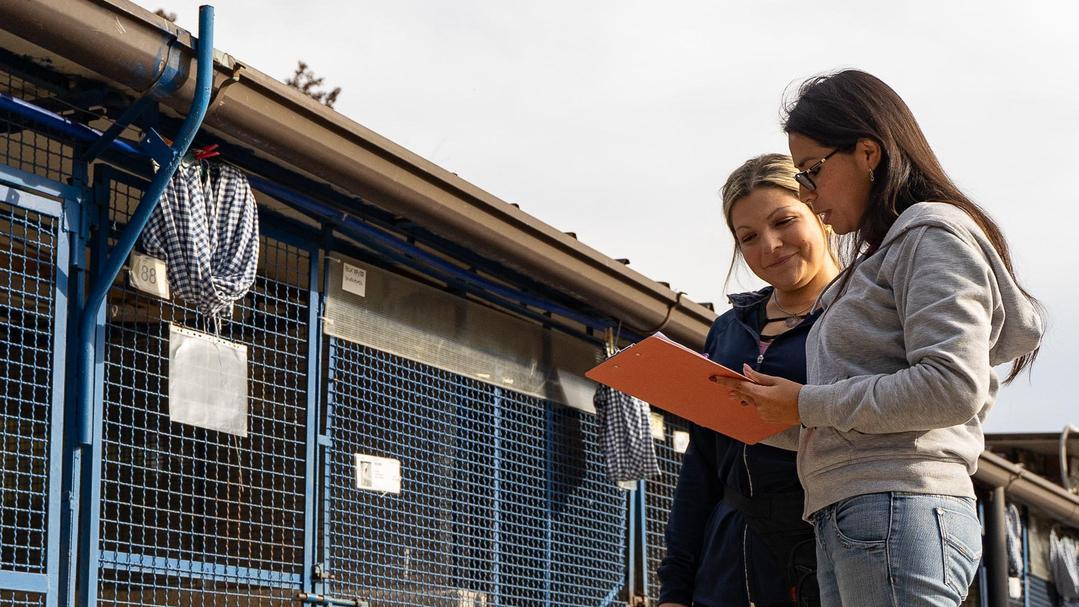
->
xmin=658 ymin=154 xmax=837 ymax=607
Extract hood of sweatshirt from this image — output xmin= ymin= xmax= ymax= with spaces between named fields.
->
xmin=877 ymin=202 xmax=1043 ymax=365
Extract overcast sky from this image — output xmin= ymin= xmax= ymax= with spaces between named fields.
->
xmin=145 ymin=0 xmax=1078 ymax=433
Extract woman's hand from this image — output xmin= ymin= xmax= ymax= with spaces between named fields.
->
xmin=712 ymin=364 xmax=803 ymax=426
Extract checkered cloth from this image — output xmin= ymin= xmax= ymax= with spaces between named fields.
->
xmin=141 ymin=162 xmax=260 ymax=318
xmin=1052 ymin=527 xmax=1079 ymax=604
xmin=1006 ymin=503 xmax=1022 ymax=576
xmin=593 ymin=370 xmax=661 ymax=484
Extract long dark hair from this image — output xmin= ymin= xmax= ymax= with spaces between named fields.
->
xmin=783 ymin=69 xmax=1039 ymax=382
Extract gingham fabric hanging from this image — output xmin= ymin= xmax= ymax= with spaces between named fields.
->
xmin=1005 ymin=503 xmax=1023 ymax=576
xmin=593 ymin=360 xmax=661 ymax=484
xmin=141 ymin=162 xmax=259 ymax=318
xmin=1051 ymin=528 xmax=1079 ymax=605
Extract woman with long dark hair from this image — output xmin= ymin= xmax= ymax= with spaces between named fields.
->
xmin=718 ymin=70 xmax=1044 ymax=605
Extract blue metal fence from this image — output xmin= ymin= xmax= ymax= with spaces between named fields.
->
xmin=643 ymin=411 xmax=690 ymax=603
xmin=0 ymin=180 xmax=68 ymax=605
xmin=0 ymin=54 xmax=661 ymax=607
xmin=93 ymin=171 xmax=313 ymax=605
xmin=324 ymin=339 xmax=628 ymax=606
xmin=0 ymin=201 xmax=56 ymax=574
xmin=0 ymin=68 xmax=75 ymax=185
xmin=0 ymin=589 xmax=46 ymax=607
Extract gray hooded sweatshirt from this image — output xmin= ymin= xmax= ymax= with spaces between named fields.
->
xmin=796 ymin=202 xmax=1043 ymax=519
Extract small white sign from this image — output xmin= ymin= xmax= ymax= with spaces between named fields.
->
xmin=129 ymin=252 xmax=169 ymax=299
xmin=649 ymin=411 xmax=666 ymax=440
xmin=1008 ymin=577 xmax=1022 ymax=599
xmin=354 ymin=453 xmax=401 ymax=494
xmin=617 ymin=480 xmax=638 ymax=491
xmin=672 ymin=430 xmax=691 ymax=454
xmin=342 ymin=263 xmax=367 ymax=297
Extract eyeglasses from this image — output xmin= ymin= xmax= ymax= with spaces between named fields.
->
xmin=794 ymin=148 xmax=840 ymax=191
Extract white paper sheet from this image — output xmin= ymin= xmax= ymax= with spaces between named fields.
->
xmin=168 ymin=324 xmax=248 ymax=436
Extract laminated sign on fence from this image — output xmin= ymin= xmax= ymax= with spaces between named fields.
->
xmin=168 ymin=323 xmax=249 ymax=436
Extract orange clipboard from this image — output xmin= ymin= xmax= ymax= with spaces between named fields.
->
xmin=585 ymin=333 xmax=794 ymax=444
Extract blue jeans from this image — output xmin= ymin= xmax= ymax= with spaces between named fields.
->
xmin=812 ymin=492 xmax=982 ymax=607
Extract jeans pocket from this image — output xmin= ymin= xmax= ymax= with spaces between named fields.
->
xmin=831 ymin=493 xmax=890 ymax=548
xmin=935 ymin=503 xmax=983 ymax=599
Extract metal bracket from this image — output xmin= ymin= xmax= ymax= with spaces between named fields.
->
xmin=76 ymin=95 xmax=157 ymax=164
xmin=139 ymin=128 xmax=175 ymax=166
xmin=296 ymin=592 xmax=366 ymax=607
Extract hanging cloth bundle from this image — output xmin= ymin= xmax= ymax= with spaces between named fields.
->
xmin=1051 ymin=527 xmax=1079 ymax=606
xmin=1005 ymin=503 xmax=1024 ymax=598
xmin=141 ymin=162 xmax=260 ymax=319
xmin=593 ymin=329 xmax=661 ymax=485
xmin=1005 ymin=503 xmax=1023 ymax=576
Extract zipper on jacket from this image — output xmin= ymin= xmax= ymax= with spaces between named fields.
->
xmin=742 ymin=524 xmax=754 ymax=607
xmin=742 ymin=442 xmax=755 ymax=605
xmin=734 ymin=295 xmax=800 ymax=607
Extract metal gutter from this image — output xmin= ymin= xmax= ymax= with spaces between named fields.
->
xmin=976 ymin=450 xmax=1079 ymax=527
xmin=0 ymin=0 xmax=715 ymax=349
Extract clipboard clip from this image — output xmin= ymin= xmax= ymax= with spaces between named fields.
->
xmin=604 ymin=321 xmax=624 ymax=358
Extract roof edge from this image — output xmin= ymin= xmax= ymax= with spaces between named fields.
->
xmin=0 ymin=0 xmax=716 ymax=347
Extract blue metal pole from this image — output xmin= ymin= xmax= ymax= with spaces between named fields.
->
xmin=492 ymin=387 xmax=503 ymax=605
xmin=1022 ymin=508 xmax=1030 ymax=607
xmin=543 ymin=404 xmax=553 ymax=606
xmin=636 ymin=479 xmax=650 ymax=601
xmin=302 ymin=240 xmax=323 ymax=594
xmin=75 ymin=5 xmax=215 ymax=446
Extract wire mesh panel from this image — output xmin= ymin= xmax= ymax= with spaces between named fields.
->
xmin=96 ymin=175 xmax=311 ymax=606
xmin=527 ymin=392 xmax=627 ymax=605
xmin=0 ymin=198 xmax=60 ymax=578
xmin=0 ymin=589 xmax=46 ymax=607
xmin=325 ymin=340 xmax=628 ymax=606
xmin=643 ymin=411 xmax=691 ymax=604
xmin=0 ymin=66 xmax=75 ymax=183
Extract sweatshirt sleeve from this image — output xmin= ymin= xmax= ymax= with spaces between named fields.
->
xmin=657 ymin=425 xmax=726 ymax=604
xmin=798 ymin=226 xmax=995 ymax=433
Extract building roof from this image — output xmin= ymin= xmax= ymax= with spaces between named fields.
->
xmin=0 ymin=0 xmax=715 ymax=349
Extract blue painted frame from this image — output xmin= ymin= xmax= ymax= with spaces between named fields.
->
xmin=0 ymin=166 xmax=71 ymax=607
xmin=302 ymin=233 xmax=325 ymax=596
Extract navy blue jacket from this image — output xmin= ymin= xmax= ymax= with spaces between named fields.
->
xmin=657 ymin=288 xmax=818 ymax=607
